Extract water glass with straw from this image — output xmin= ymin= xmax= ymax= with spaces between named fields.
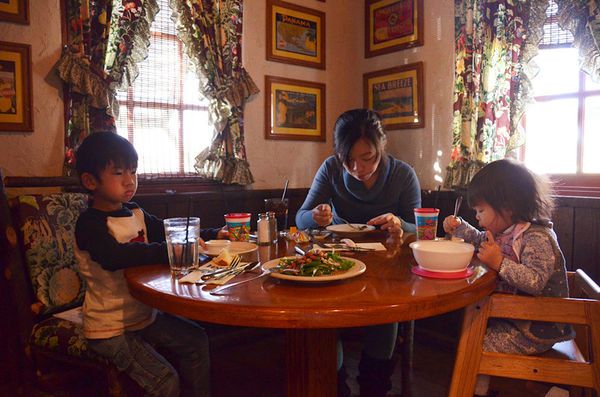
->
xmin=164 ymin=217 xmax=200 ymax=278
xmin=264 ymin=179 xmax=289 ymax=234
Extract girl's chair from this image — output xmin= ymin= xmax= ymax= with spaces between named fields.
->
xmin=449 ymin=269 xmax=600 ymax=397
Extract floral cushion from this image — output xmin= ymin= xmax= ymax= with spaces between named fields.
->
xmin=14 ymin=193 xmax=89 ymax=315
xmin=30 ymin=315 xmax=107 ymax=364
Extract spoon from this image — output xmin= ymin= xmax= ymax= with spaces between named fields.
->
xmin=335 ymin=216 xmax=368 ymax=231
xmin=446 ymin=195 xmax=463 ymax=240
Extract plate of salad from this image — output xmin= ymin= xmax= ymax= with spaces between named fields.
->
xmin=262 ymin=251 xmax=366 ymax=282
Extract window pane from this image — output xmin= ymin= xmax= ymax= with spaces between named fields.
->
xmin=132 ymin=107 xmax=181 ymax=174
xmin=134 ymin=36 xmax=181 ymax=103
xmin=585 ymin=73 xmax=600 ymax=91
xmin=583 ymin=96 xmax=600 ymax=173
xmin=183 ymin=67 xmax=208 ymax=106
xmin=531 ymin=48 xmax=579 ymax=96
xmin=183 ymin=110 xmax=212 ymax=172
xmin=525 ymin=99 xmax=578 ymax=174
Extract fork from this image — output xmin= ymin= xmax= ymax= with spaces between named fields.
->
xmin=334 ymin=216 xmax=368 ymax=231
xmin=200 ymin=255 xmax=241 ymax=281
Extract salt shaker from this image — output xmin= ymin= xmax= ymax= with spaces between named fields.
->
xmin=257 ymin=213 xmax=271 ymax=245
xmin=267 ymin=211 xmax=278 ymax=243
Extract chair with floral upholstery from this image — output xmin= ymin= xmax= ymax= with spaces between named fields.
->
xmin=0 ymin=173 xmax=142 ymax=396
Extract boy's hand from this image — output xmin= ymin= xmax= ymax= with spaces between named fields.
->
xmin=443 ymin=215 xmax=461 ymax=234
xmin=368 ymin=213 xmax=403 ymax=236
xmin=198 ymin=238 xmax=207 ymax=250
xmin=477 ymin=231 xmax=503 ymax=271
xmin=216 ymin=226 xmax=229 ymax=240
xmin=312 ymin=204 xmax=333 ymax=226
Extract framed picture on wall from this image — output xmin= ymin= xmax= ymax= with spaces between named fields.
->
xmin=0 ymin=0 xmax=29 ymax=24
xmin=0 ymin=41 xmax=33 ymax=132
xmin=267 ymin=0 xmax=326 ymax=70
xmin=265 ymin=75 xmax=326 ymax=141
xmin=365 ymin=0 xmax=423 ymax=58
xmin=363 ymin=62 xmax=424 ymax=130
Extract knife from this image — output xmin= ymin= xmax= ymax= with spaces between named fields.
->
xmin=209 ymin=268 xmax=267 ymax=295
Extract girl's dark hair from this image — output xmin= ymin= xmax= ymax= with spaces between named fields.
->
xmin=467 ymin=159 xmax=554 ymax=224
xmin=75 ymin=132 xmax=138 ymax=182
xmin=333 ymin=109 xmax=387 ymax=165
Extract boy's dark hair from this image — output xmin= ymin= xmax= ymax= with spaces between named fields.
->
xmin=467 ymin=159 xmax=554 ymax=224
xmin=333 ymin=109 xmax=387 ymax=166
xmin=75 ymin=132 xmax=138 ymax=183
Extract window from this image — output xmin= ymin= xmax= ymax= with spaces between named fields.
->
xmin=115 ymin=0 xmax=213 ymax=179
xmin=523 ymin=0 xmax=600 ymax=195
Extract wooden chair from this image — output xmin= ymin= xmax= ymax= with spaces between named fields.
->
xmin=449 ymin=269 xmax=600 ymax=397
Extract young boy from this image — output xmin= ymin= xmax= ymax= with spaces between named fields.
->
xmin=74 ymin=132 xmax=219 ymax=397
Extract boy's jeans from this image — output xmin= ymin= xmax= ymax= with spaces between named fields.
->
xmin=88 ymin=312 xmax=210 ymax=397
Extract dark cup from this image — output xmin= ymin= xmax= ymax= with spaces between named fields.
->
xmin=264 ymin=198 xmax=289 ymax=232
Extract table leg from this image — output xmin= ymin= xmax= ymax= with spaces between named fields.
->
xmin=448 ymin=297 xmax=491 ymax=397
xmin=285 ymin=328 xmax=338 ymax=397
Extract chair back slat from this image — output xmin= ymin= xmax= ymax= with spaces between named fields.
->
xmin=489 ymin=294 xmax=591 ymax=324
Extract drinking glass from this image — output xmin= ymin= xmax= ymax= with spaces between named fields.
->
xmin=164 ymin=217 xmax=200 ymax=278
xmin=264 ymin=198 xmax=289 ymax=232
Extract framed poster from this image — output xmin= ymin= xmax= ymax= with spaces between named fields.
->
xmin=363 ymin=62 xmax=424 ymax=130
xmin=267 ymin=0 xmax=326 ymax=70
xmin=265 ymin=75 xmax=326 ymax=141
xmin=365 ymin=0 xmax=423 ymax=58
xmin=0 ymin=0 xmax=29 ymax=24
xmin=0 ymin=41 xmax=33 ymax=132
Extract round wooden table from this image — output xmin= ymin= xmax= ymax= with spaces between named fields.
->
xmin=125 ymin=232 xmax=496 ymax=397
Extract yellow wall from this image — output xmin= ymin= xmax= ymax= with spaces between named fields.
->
xmin=0 ymin=0 xmax=454 ymax=190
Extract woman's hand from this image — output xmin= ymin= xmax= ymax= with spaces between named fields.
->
xmin=368 ymin=213 xmax=403 ymax=236
xmin=477 ymin=231 xmax=503 ymax=271
xmin=216 ymin=226 xmax=229 ymax=240
xmin=311 ymin=204 xmax=333 ymax=227
xmin=443 ymin=215 xmax=461 ymax=234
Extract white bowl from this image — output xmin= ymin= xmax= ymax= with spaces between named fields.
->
xmin=205 ymin=239 xmax=232 ymax=256
xmin=409 ymin=240 xmax=475 ymax=272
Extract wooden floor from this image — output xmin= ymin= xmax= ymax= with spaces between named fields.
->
xmin=1 ymin=327 xmax=572 ymax=397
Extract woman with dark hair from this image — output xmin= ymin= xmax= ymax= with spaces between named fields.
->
xmin=295 ymin=109 xmax=422 ymax=397
xmin=296 ymin=108 xmax=421 ymax=234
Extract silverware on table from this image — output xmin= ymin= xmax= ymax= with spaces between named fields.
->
xmin=209 ymin=263 xmax=265 ymax=295
xmin=200 ymin=255 xmax=242 ymax=281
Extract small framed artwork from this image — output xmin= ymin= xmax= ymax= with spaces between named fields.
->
xmin=365 ymin=0 xmax=423 ymax=58
xmin=267 ymin=0 xmax=326 ymax=70
xmin=265 ymin=75 xmax=326 ymax=141
xmin=0 ymin=41 xmax=33 ymax=132
xmin=0 ymin=0 xmax=29 ymax=24
xmin=363 ymin=62 xmax=424 ymax=130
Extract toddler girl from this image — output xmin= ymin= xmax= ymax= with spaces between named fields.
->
xmin=443 ymin=159 xmax=574 ymax=396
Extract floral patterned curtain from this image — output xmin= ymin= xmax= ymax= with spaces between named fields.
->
xmin=555 ymin=0 xmax=600 ymax=82
xmin=445 ymin=0 xmax=548 ymax=189
xmin=169 ymin=0 xmax=259 ymax=185
xmin=56 ymin=0 xmax=158 ymax=174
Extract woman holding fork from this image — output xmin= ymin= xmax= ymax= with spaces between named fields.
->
xmin=296 ymin=108 xmax=421 ymax=235
xmin=295 ymin=109 xmax=422 ymax=397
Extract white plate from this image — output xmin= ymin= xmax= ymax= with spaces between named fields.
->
xmin=326 ymin=224 xmax=376 ymax=234
xmin=200 ymin=241 xmax=258 ymax=256
xmin=262 ymin=256 xmax=366 ymax=282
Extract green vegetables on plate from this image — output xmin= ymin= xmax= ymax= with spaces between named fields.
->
xmin=274 ymin=251 xmax=355 ymax=277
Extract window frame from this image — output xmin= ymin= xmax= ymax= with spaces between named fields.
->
xmin=524 ymin=46 xmax=600 ymax=197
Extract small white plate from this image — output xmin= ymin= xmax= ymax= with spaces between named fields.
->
xmin=262 ymin=256 xmax=366 ymax=282
xmin=200 ymin=241 xmax=258 ymax=256
xmin=326 ymin=224 xmax=376 ymax=235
